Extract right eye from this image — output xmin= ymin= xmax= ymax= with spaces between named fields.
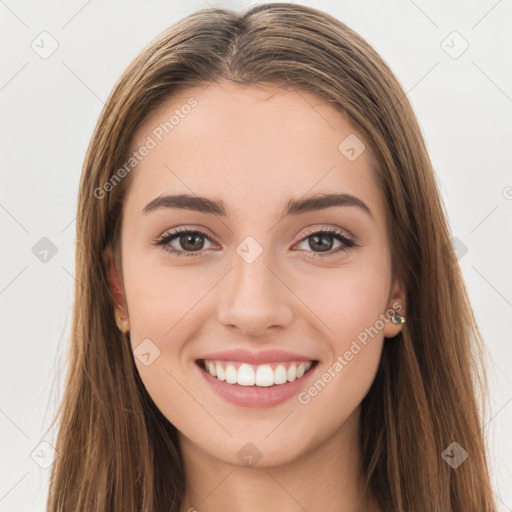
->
xmin=152 ymin=228 xmax=218 ymax=257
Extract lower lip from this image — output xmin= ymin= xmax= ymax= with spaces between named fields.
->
xmin=196 ymin=361 xmax=318 ymax=408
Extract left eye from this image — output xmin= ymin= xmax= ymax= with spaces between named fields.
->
xmin=152 ymin=227 xmax=356 ymax=258
xmin=294 ymin=228 xmax=356 ymax=257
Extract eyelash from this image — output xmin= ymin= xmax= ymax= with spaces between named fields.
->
xmin=152 ymin=226 xmax=356 ymax=259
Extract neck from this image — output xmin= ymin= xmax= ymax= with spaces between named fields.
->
xmin=178 ymin=407 xmax=380 ymax=512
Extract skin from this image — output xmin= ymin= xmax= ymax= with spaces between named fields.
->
xmin=104 ymin=79 xmax=405 ymax=512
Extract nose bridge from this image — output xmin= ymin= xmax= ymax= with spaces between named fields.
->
xmin=216 ymin=237 xmax=293 ymax=335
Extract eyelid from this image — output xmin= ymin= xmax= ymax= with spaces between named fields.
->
xmin=155 ymin=226 xmax=219 ymax=248
xmin=298 ymin=225 xmax=354 ymax=241
xmin=156 ymin=225 xmax=217 ymax=242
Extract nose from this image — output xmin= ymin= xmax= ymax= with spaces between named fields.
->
xmin=216 ymin=250 xmax=294 ymax=337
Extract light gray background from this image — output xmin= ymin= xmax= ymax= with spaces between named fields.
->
xmin=1 ymin=0 xmax=511 ymax=510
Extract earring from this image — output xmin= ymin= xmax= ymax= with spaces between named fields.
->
xmin=117 ymin=317 xmax=130 ymax=333
xmin=116 ymin=304 xmax=129 ymax=333
xmin=391 ymin=312 xmax=406 ymax=324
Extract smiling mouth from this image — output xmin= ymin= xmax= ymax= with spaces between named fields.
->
xmin=197 ymin=359 xmax=319 ymax=387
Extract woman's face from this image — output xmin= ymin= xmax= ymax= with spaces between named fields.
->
xmin=106 ymin=79 xmax=405 ymax=467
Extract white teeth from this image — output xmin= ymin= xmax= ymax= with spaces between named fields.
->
xmin=225 ymin=365 xmax=238 ymax=384
xmin=274 ymin=364 xmax=287 ymax=385
xmin=287 ymin=364 xmax=297 ymax=382
xmin=204 ymin=360 xmax=313 ymax=387
xmin=255 ymin=365 xmax=274 ymax=387
xmin=238 ymin=363 xmax=255 ymax=386
xmin=216 ymin=364 xmax=226 ymax=381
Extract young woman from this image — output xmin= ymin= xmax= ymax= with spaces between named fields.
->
xmin=46 ymin=3 xmax=497 ymax=511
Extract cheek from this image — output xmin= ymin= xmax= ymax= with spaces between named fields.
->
xmin=122 ymin=259 xmax=209 ymax=431
xmin=295 ymin=335 xmax=383 ymax=451
xmin=123 ymin=257 xmax=208 ymax=339
xmin=290 ymin=258 xmax=389 ymax=408
xmin=295 ymin=258 xmax=391 ymax=348
xmin=291 ymin=263 xmax=389 ymax=426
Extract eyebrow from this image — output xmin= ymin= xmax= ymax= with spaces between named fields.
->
xmin=142 ymin=192 xmax=374 ymax=220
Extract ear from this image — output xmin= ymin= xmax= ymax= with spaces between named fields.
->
xmin=103 ymin=245 xmax=129 ymax=331
xmin=382 ymin=276 xmax=406 ymax=339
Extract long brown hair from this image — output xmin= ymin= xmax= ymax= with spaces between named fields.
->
xmin=46 ymin=3 xmax=497 ymax=511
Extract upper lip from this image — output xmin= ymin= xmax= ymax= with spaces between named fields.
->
xmin=198 ymin=349 xmax=317 ymax=365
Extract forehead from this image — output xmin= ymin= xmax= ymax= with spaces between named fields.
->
xmin=124 ymin=79 xmax=383 ymax=224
